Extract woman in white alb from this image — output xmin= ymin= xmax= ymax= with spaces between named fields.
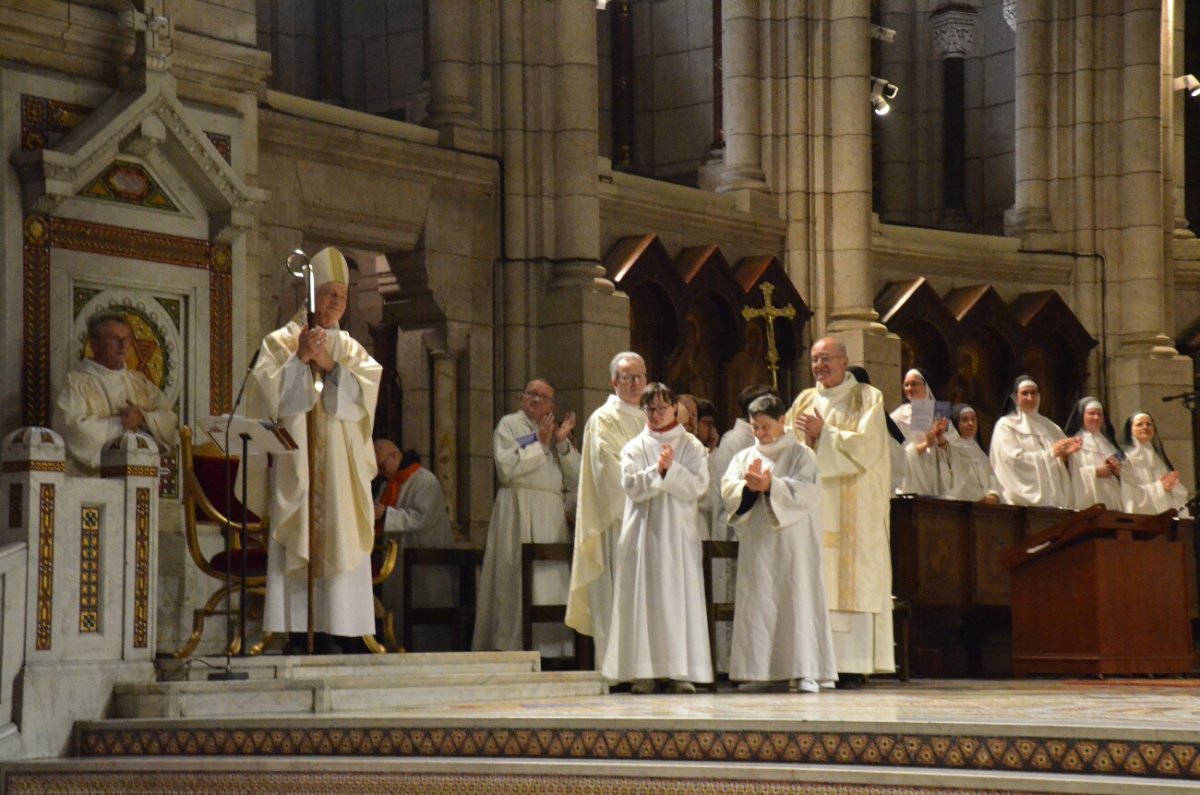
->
xmin=1120 ymin=411 xmax=1190 ymax=516
xmin=1062 ymin=397 xmax=1123 ymax=511
xmin=988 ymin=376 xmax=1079 ymax=508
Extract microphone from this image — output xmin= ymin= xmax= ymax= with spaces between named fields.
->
xmin=230 ymin=349 xmax=262 ymax=416
xmin=1162 ymin=390 xmax=1200 ymax=403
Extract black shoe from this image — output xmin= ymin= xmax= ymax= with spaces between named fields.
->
xmin=834 ymin=673 xmax=865 ymax=689
xmin=283 ymin=632 xmax=307 ymax=655
xmin=312 ymin=633 xmax=343 ymax=655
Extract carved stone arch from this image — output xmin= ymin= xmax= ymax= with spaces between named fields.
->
xmin=876 ymin=278 xmax=961 ymax=396
xmin=1010 ymin=290 xmax=1097 ymax=426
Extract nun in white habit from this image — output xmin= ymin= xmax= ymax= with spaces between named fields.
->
xmin=1120 ymin=411 xmax=1190 ymax=516
xmin=890 ymin=368 xmax=956 ymax=496
xmin=988 ymin=375 xmax=1079 ymax=508
xmin=944 ymin=404 xmax=1003 ymax=503
xmin=1062 ymin=397 xmax=1123 ymax=511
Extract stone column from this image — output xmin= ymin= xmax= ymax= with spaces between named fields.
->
xmin=823 ymin=2 xmax=896 ymax=378
xmin=717 ymin=0 xmax=768 ymax=193
xmin=1170 ymin=0 xmax=1192 ymax=238
xmin=429 ymin=346 xmax=459 ymax=528
xmin=931 ymin=5 xmax=976 ymax=230
xmin=426 ymin=0 xmax=484 ymax=151
xmin=1005 ymin=0 xmax=1053 ymax=235
xmin=315 ymin=0 xmax=343 ymax=106
xmin=610 ymin=0 xmax=635 ymax=170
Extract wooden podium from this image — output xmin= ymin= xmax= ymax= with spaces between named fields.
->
xmin=1002 ymin=506 xmax=1193 ymax=676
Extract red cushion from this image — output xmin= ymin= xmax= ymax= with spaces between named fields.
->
xmin=208 ymin=547 xmax=269 ymax=577
xmin=192 ymin=455 xmax=262 ymax=524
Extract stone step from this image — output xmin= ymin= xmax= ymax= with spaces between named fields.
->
xmin=158 ymin=650 xmax=542 ymax=682
xmin=113 ymin=669 xmax=606 ymax=719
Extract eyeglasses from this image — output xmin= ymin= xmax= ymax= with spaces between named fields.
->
xmin=523 ymin=391 xmax=554 ymax=404
xmin=616 ymin=373 xmax=647 ymax=385
xmin=643 ymin=404 xmax=673 ymax=416
xmin=811 ymin=354 xmax=846 ymax=365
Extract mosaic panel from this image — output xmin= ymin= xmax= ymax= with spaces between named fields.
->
xmin=134 ymin=487 xmax=151 ymax=648
xmin=79 ymin=505 xmax=101 ymax=633
xmin=36 ymin=483 xmax=54 ymax=651
xmin=82 ymin=161 xmax=179 ymax=212
xmin=22 ymin=215 xmax=51 ymax=426
xmin=73 ymin=724 xmax=1200 ymax=783
xmin=8 ymin=484 xmax=20 ymax=530
xmin=205 ymin=131 xmax=232 ymax=164
xmin=19 ymin=94 xmax=93 ymax=151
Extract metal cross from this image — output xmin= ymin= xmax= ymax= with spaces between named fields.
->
xmin=741 ymin=282 xmax=796 ymax=392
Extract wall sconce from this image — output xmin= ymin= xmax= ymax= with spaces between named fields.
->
xmin=1174 ymin=75 xmax=1200 ymax=97
xmin=870 ymin=76 xmax=899 ymax=116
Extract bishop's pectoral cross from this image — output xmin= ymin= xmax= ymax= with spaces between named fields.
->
xmin=741 ymin=283 xmax=796 ymax=392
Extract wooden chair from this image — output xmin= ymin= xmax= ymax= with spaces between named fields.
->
xmin=702 ymin=539 xmax=739 ymax=690
xmin=401 ymin=547 xmax=482 ymax=652
xmin=172 ymin=425 xmax=270 ymax=658
xmin=521 ymin=542 xmax=591 ymax=669
xmin=367 ymin=537 xmax=400 ymax=652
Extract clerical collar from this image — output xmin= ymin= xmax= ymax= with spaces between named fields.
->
xmin=80 ymin=358 xmax=125 ymax=377
xmin=817 ymin=370 xmax=859 ymax=398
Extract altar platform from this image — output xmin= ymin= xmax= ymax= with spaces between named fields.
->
xmin=5 ymin=652 xmax=1200 ymax=794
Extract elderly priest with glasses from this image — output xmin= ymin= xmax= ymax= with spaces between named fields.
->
xmin=473 ymin=379 xmax=579 ymax=658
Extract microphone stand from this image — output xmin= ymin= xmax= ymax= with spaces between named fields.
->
xmin=208 ymin=350 xmax=260 ymax=681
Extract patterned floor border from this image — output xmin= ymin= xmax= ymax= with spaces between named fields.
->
xmin=74 ymin=724 xmax=1200 ymax=782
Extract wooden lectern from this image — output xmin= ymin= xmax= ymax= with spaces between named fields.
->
xmin=1002 ymin=505 xmax=1193 ymax=676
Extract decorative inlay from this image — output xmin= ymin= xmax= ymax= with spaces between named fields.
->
xmin=205 ymin=131 xmax=232 ymax=164
xmin=22 ymin=215 xmax=52 ymax=427
xmin=19 ymin=94 xmax=92 ymax=152
xmin=73 ymin=723 xmax=1200 ymax=782
xmin=100 ymin=466 xmax=160 ymax=479
xmin=134 ymin=487 xmax=151 ymax=648
xmin=79 ymin=505 xmax=101 ymax=632
xmin=8 ymin=485 xmax=20 ymax=529
xmin=83 ymin=161 xmax=179 ymax=212
xmin=50 ymin=216 xmax=209 ymax=268
xmin=1 ymin=460 xmax=65 ymax=474
xmin=36 ymin=483 xmax=54 ymax=651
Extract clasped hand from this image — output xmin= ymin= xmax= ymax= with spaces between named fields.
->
xmin=744 ymin=458 xmax=772 ymax=493
xmin=298 ymin=326 xmax=335 ymax=373
xmin=793 ymin=407 xmax=823 ymax=447
xmin=1052 ymin=436 xmax=1082 ymax=460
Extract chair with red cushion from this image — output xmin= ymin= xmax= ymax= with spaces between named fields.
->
xmin=171 ymin=425 xmax=270 ymax=658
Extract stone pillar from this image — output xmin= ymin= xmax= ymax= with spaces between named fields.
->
xmin=610 ymin=0 xmax=635 ymax=170
xmin=429 ymin=346 xmax=459 ymax=528
xmin=717 ymin=0 xmax=768 ymax=193
xmin=1005 ymin=0 xmax=1053 ymax=235
xmin=101 ymin=433 xmax=161 ymax=661
xmin=931 ymin=5 xmax=976 ymax=230
xmin=315 ymin=0 xmax=343 ymax=106
xmin=1170 ymin=0 xmax=1192 ymax=238
xmin=426 ymin=0 xmax=485 ymax=151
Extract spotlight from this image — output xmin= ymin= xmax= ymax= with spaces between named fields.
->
xmin=596 ymin=0 xmax=608 ymax=8
xmin=1174 ymin=74 xmax=1200 ymax=97
xmin=871 ymin=24 xmax=897 ymax=43
xmin=870 ymin=76 xmax=899 ymax=115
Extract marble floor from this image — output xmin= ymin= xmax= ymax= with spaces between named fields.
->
xmin=385 ymin=677 xmax=1200 ymax=738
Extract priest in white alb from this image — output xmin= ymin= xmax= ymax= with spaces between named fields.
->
xmin=786 ymin=337 xmax=894 ymax=685
xmin=472 ymin=379 xmax=578 ymax=657
xmin=250 ymin=246 xmax=382 ymax=654
xmin=565 ymin=352 xmax=647 ymax=665
xmin=53 ymin=311 xmax=178 ymax=475
xmin=722 ymin=393 xmax=837 ymax=693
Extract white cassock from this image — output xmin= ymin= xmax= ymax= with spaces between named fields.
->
xmin=1068 ymin=431 xmax=1123 ymax=511
xmin=1121 ymin=442 xmax=1190 ymax=516
xmin=786 ymin=373 xmax=895 ymax=675
xmin=251 ymin=318 xmax=382 ymax=637
xmin=53 ymin=358 xmax=177 ymax=475
xmin=705 ymin=417 xmax=755 ymax=673
xmin=565 ymin=394 xmax=644 ymax=663
xmin=602 ymin=423 xmax=712 ymax=684
xmin=473 ymin=410 xmax=580 ymax=656
xmin=377 ymin=465 xmax=457 ymax=649
xmin=944 ymin=439 xmax=1004 ymax=502
xmin=721 ymin=434 xmax=837 ymax=684
xmin=988 ymin=411 xmax=1073 ymax=508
